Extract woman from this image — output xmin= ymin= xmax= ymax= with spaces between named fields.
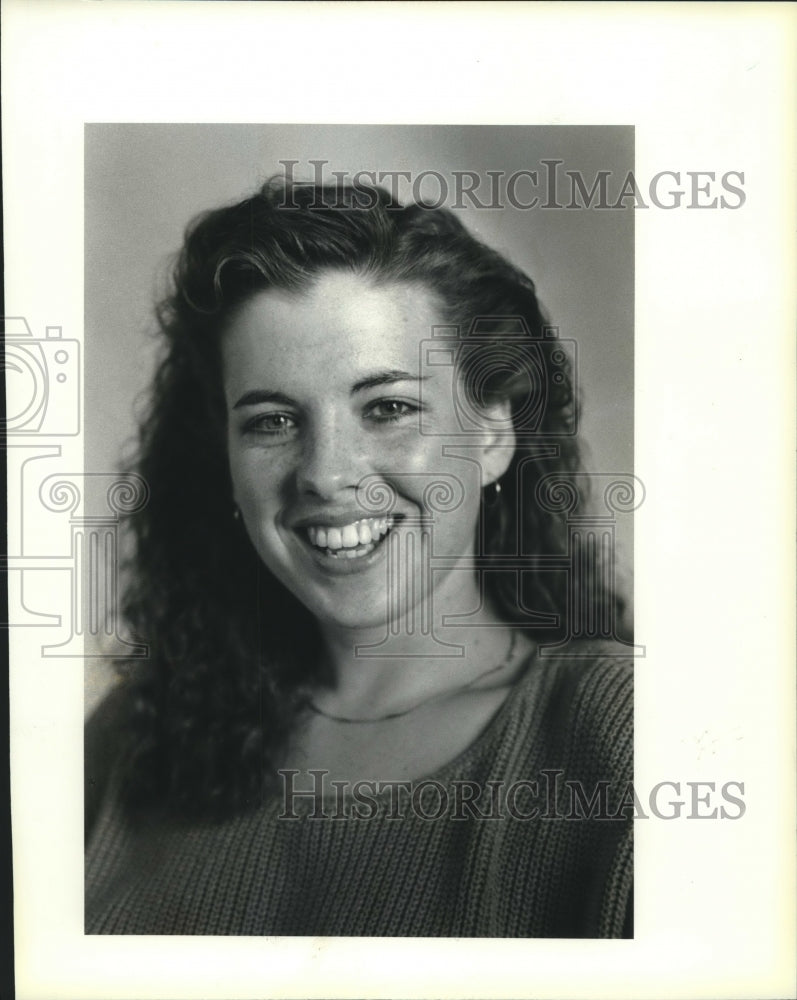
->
xmin=85 ymin=178 xmax=633 ymax=937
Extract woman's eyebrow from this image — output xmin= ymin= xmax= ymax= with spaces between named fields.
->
xmin=232 ymin=373 xmax=427 ymax=409
xmin=233 ymin=390 xmax=295 ymax=409
xmin=351 ymin=370 xmax=428 ymax=394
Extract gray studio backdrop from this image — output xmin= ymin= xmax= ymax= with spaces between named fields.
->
xmin=84 ymin=124 xmax=634 ymax=707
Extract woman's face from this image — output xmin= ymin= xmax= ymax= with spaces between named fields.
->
xmin=222 ymin=271 xmax=513 ymax=634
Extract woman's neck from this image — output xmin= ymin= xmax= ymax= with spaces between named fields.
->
xmin=313 ymin=579 xmax=521 ymax=717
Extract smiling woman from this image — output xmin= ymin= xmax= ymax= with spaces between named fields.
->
xmin=224 ymin=276 xmax=513 ymax=641
xmin=84 ymin=178 xmax=634 ymax=938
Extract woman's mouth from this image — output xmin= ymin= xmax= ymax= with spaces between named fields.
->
xmin=303 ymin=516 xmax=397 ymax=560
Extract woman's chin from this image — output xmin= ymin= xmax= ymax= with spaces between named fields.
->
xmin=314 ymin=610 xmax=392 ymax=638
xmin=302 ymin=592 xmax=420 ymax=637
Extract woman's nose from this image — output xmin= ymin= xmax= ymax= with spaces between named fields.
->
xmin=295 ymin=416 xmax=366 ymax=499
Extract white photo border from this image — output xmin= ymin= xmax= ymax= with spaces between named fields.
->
xmin=4 ymin=2 xmax=795 ymax=999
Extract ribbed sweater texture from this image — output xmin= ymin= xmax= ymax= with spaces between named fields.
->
xmin=85 ymin=642 xmax=633 ymax=937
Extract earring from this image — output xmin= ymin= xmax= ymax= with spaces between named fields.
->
xmin=232 ymin=505 xmax=241 ymax=520
xmin=484 ymin=480 xmax=503 ymax=507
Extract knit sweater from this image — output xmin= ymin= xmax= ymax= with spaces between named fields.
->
xmin=85 ymin=642 xmax=633 ymax=937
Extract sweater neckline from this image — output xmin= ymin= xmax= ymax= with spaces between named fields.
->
xmin=274 ymin=645 xmax=549 ymax=810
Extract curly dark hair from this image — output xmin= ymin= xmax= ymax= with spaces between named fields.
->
xmin=117 ymin=178 xmax=625 ymax=819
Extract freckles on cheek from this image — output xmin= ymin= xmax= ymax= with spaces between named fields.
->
xmin=234 ymin=453 xmax=296 ymax=515
xmin=377 ymin=439 xmax=462 ymax=516
xmin=388 ymin=437 xmax=484 ymax=509
xmin=380 ymin=432 xmax=438 ymax=469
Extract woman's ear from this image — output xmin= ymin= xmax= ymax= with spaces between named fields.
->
xmin=477 ymin=398 xmax=516 ymax=487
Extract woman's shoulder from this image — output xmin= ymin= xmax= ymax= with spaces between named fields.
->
xmin=551 ymin=639 xmax=633 ymax=761
xmin=512 ymin=639 xmax=634 ymax=780
xmin=534 ymin=638 xmax=634 ymax=698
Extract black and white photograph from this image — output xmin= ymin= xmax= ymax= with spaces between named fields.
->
xmin=83 ymin=125 xmax=637 ymax=938
xmin=3 ymin=3 xmax=795 ymax=999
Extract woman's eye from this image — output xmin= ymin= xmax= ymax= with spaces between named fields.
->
xmin=244 ymin=412 xmax=297 ymax=436
xmin=365 ymin=399 xmax=419 ymax=423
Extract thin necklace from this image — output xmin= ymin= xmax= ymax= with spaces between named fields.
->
xmin=307 ymin=630 xmax=519 ymax=725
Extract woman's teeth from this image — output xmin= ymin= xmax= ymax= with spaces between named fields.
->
xmin=306 ymin=517 xmax=394 ymax=557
